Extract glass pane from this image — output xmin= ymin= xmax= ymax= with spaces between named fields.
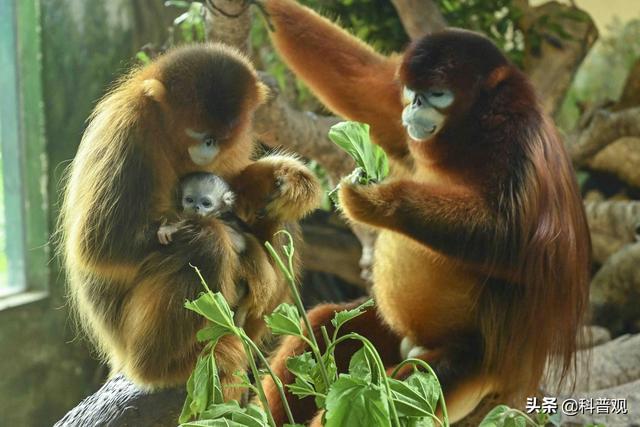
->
xmin=0 ymin=151 xmax=6 ymax=292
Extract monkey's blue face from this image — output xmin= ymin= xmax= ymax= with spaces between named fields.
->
xmin=185 ymin=129 xmax=219 ymax=165
xmin=401 ymin=87 xmax=454 ymax=141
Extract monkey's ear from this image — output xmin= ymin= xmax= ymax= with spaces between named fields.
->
xmin=142 ymin=79 xmax=168 ymax=104
xmin=256 ymin=81 xmax=270 ymax=106
xmin=484 ymin=66 xmax=510 ymax=90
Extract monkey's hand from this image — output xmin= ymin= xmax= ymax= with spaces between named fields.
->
xmin=232 ymin=154 xmax=321 ymax=224
xmin=157 ymin=223 xmax=180 ymax=245
xmin=223 ymin=191 xmax=236 ymax=209
xmin=265 ymin=155 xmax=321 ymax=221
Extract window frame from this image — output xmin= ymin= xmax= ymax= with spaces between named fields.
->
xmin=0 ymin=0 xmax=48 ymax=308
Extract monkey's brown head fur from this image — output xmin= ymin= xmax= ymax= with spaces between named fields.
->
xmin=141 ymin=43 xmax=268 ymax=177
xmin=401 ymin=29 xmax=590 ymax=401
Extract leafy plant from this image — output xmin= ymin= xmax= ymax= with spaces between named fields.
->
xmin=179 ymin=231 xmax=449 ymax=426
xmin=328 ymin=121 xmax=389 ymax=185
xmin=179 ymin=233 xmax=557 ymax=427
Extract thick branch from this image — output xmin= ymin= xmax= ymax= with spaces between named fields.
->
xmin=204 ymin=0 xmax=252 ymax=53
xmin=254 ymin=74 xmax=353 ymax=182
xmin=301 ymin=215 xmax=366 ymax=288
xmin=567 ymin=107 xmax=640 ymax=167
xmin=390 ymin=0 xmax=447 ymax=40
xmin=521 ymin=2 xmax=597 ymax=115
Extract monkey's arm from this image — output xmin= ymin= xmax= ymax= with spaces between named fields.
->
xmin=231 ymin=154 xmax=321 ymax=237
xmin=263 ymin=0 xmax=407 ymax=158
xmin=339 ymin=180 xmax=514 ymax=267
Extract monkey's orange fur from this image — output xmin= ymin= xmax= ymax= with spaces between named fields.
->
xmin=59 ymin=43 xmax=320 ymax=394
xmin=261 ymin=0 xmax=590 ymax=423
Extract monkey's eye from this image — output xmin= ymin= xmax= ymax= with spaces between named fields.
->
xmin=402 ymin=87 xmax=415 ymax=105
xmin=427 ymin=89 xmax=454 ymax=109
xmin=201 ymin=198 xmax=212 ymax=208
xmin=185 ymin=197 xmax=194 ymax=204
xmin=203 ymin=136 xmax=215 ymax=147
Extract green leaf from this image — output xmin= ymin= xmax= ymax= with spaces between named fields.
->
xmin=185 ymin=292 xmax=236 ymax=330
xmin=286 ymin=351 xmax=317 ymax=383
xmin=191 ymin=354 xmax=213 ymax=414
xmin=179 ymin=393 xmax=194 ymax=424
xmin=180 ymin=420 xmax=246 ymax=427
xmin=331 ymin=299 xmax=374 ymax=331
xmin=324 ymin=375 xmax=392 ymax=427
xmin=479 ymin=405 xmax=510 ymax=427
xmin=404 ymin=371 xmax=440 ymax=412
xmin=264 ymin=303 xmax=303 ymax=337
xmin=348 ymin=347 xmax=374 ymax=383
xmin=504 ymin=415 xmax=527 ymax=427
xmin=328 ymin=122 xmax=388 ymax=184
xmin=196 ymin=324 xmax=231 ymax=344
xmin=287 ymin=377 xmax=317 ymax=399
xmin=199 ymin=401 xmax=243 ymax=419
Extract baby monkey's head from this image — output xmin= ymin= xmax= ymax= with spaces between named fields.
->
xmin=179 ymin=172 xmax=235 ymax=217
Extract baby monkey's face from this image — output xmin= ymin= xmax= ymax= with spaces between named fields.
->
xmin=180 ymin=176 xmax=235 ymax=217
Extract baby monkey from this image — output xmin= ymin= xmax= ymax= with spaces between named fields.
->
xmin=158 ymin=172 xmax=252 ymax=325
xmin=158 ymin=173 xmax=239 ymax=246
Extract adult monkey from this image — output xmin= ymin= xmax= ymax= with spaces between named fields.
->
xmin=258 ymin=0 xmax=590 ymax=423
xmin=60 ymin=44 xmax=320 ymax=396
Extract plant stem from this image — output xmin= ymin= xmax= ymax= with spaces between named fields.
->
xmin=265 ymin=239 xmax=332 ymax=389
xmin=239 ymin=338 xmax=277 ymax=427
xmin=242 ymin=332 xmax=296 ymax=425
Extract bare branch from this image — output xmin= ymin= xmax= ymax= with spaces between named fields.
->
xmin=521 ymin=3 xmax=597 ymax=115
xmin=567 ymin=107 xmax=640 ymax=167
xmin=254 ymin=74 xmax=354 ymax=182
xmin=301 ymin=217 xmax=366 ymax=288
xmin=390 ymin=0 xmax=447 ymax=40
xmin=204 ymin=0 xmax=252 ymax=53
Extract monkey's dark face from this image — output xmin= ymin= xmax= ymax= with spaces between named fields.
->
xmin=399 ymin=29 xmax=508 ymax=142
xmin=156 ymin=44 xmax=265 ymax=167
xmin=401 ymin=86 xmax=454 ymax=141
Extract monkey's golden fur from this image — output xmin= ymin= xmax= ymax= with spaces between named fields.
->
xmin=59 ymin=43 xmax=320 ymax=394
xmin=260 ymin=0 xmax=590 ymax=423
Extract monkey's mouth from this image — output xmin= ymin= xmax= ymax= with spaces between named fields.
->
xmin=405 ymin=123 xmax=438 ymax=141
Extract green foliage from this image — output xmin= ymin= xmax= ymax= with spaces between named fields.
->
xmin=179 ymin=231 xmax=450 ymax=427
xmin=328 ymin=121 xmax=388 ymax=185
xmin=170 ymin=1 xmax=207 ymax=44
xmin=300 ymin=0 xmax=408 ymax=54
xmin=435 ymin=0 xmax=525 ymax=66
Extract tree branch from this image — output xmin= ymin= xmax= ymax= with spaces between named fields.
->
xmin=390 ymin=0 xmax=447 ymax=40
xmin=254 ymin=74 xmax=353 ymax=182
xmin=204 ymin=0 xmax=252 ymax=53
xmin=521 ymin=2 xmax=597 ymax=115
